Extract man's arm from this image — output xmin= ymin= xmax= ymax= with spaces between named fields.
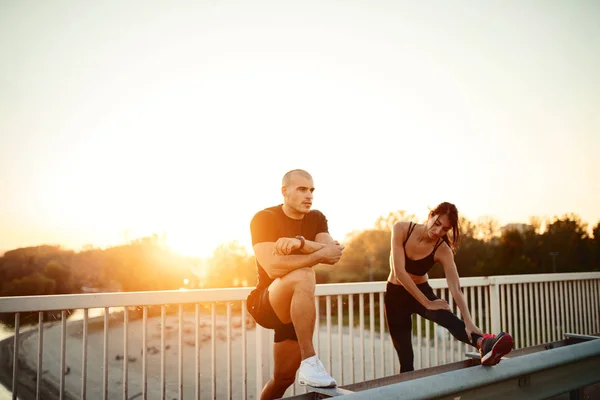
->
xmin=274 ymin=232 xmax=336 ymax=255
xmin=251 ymin=210 xmax=342 ymax=278
xmin=254 ymin=241 xmax=341 ymax=279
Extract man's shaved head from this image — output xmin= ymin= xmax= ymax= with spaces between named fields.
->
xmin=282 ymin=169 xmax=313 ymax=188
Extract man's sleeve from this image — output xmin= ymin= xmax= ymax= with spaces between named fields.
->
xmin=250 ymin=210 xmax=280 ymax=245
xmin=317 ymin=211 xmax=329 ymax=235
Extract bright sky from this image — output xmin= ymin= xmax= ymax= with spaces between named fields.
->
xmin=1 ymin=0 xmax=599 ymax=257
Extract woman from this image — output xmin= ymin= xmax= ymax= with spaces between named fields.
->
xmin=385 ymin=202 xmax=513 ymax=372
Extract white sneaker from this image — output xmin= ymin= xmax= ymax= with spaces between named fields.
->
xmin=298 ymin=356 xmax=337 ymax=387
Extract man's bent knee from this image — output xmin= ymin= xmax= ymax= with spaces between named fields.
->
xmin=272 ymin=267 xmax=315 ymax=296
xmin=269 ymin=268 xmax=316 ymax=323
xmin=284 ymin=267 xmax=316 ymax=288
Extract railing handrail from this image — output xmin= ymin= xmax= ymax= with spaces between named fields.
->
xmin=315 ymin=276 xmax=492 ymax=296
xmin=489 ymin=271 xmax=600 ymax=284
xmin=0 ymin=287 xmax=255 ymax=313
xmin=0 ymin=272 xmax=599 ymax=313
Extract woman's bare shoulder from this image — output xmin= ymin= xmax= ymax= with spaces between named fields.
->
xmin=392 ymin=221 xmax=415 ymax=242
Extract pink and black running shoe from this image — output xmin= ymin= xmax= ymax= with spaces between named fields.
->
xmin=480 ymin=332 xmax=514 ymax=366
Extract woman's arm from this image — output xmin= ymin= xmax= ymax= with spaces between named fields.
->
xmin=391 ymin=223 xmax=448 ymax=310
xmin=437 ymin=245 xmax=478 ymax=328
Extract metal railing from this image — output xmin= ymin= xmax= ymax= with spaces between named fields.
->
xmin=297 ymin=334 xmax=600 ymax=400
xmin=0 ymin=272 xmax=599 ymax=399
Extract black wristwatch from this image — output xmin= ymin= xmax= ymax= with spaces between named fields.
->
xmin=295 ymin=235 xmax=306 ymax=250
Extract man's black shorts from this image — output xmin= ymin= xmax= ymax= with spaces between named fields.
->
xmin=247 ymin=288 xmax=298 ymax=342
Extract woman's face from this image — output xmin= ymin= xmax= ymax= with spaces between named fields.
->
xmin=426 ymin=213 xmax=452 ymax=240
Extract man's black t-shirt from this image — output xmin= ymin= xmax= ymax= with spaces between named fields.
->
xmin=250 ymin=204 xmax=329 ymax=290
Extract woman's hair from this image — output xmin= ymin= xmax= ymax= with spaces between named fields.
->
xmin=429 ymin=202 xmax=461 ymax=251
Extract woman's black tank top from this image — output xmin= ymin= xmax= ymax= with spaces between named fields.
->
xmin=403 ymin=222 xmax=445 ymax=276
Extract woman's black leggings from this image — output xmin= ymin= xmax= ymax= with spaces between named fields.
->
xmin=384 ymin=281 xmax=482 ymax=373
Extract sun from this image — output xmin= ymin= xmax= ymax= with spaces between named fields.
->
xmin=165 ymin=231 xmax=216 ymax=258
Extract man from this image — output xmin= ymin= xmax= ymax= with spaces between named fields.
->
xmin=247 ymin=169 xmax=344 ymax=400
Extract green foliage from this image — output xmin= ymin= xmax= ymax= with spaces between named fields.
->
xmin=1 ymin=272 xmax=56 ymax=296
xmin=44 ymin=260 xmax=72 ymax=294
xmin=318 ymin=229 xmax=391 ymax=283
xmin=203 ymin=241 xmax=256 ymax=288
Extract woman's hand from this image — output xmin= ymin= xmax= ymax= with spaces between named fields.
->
xmin=465 ymin=322 xmax=483 ymax=342
xmin=425 ymin=299 xmax=450 ymax=311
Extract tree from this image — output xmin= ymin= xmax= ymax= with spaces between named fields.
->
xmin=473 ymin=217 xmax=500 ymax=242
xmin=45 ymin=260 xmax=73 ymax=294
xmin=541 ymin=214 xmax=590 ymax=273
xmin=374 ymin=210 xmax=418 ymax=232
xmin=2 ymin=273 xmax=56 ymax=297
xmin=321 ymin=229 xmax=391 ymax=283
xmin=592 ymin=222 xmax=600 ymax=271
xmin=101 ymin=235 xmax=192 ymax=291
xmin=496 ymin=229 xmax=536 ymax=275
xmin=0 ymin=245 xmax=72 ymax=282
xmin=204 ymin=241 xmax=256 ymax=288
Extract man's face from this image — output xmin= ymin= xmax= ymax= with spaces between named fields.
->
xmin=282 ymin=173 xmax=314 ymax=214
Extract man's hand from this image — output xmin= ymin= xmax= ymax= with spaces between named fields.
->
xmin=425 ymin=299 xmax=450 ymax=311
xmin=273 ymin=237 xmax=302 ymax=255
xmin=319 ymin=242 xmax=345 ymax=264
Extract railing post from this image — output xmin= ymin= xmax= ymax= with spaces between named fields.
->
xmin=256 ymin=325 xmax=270 ymax=399
xmin=489 ymin=278 xmax=501 ymax=334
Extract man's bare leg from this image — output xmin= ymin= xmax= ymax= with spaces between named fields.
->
xmin=268 ymin=267 xmax=316 ymax=360
xmin=260 ymin=340 xmax=301 ymax=400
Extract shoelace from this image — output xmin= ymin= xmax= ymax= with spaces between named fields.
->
xmin=483 ymin=333 xmax=496 ymax=340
